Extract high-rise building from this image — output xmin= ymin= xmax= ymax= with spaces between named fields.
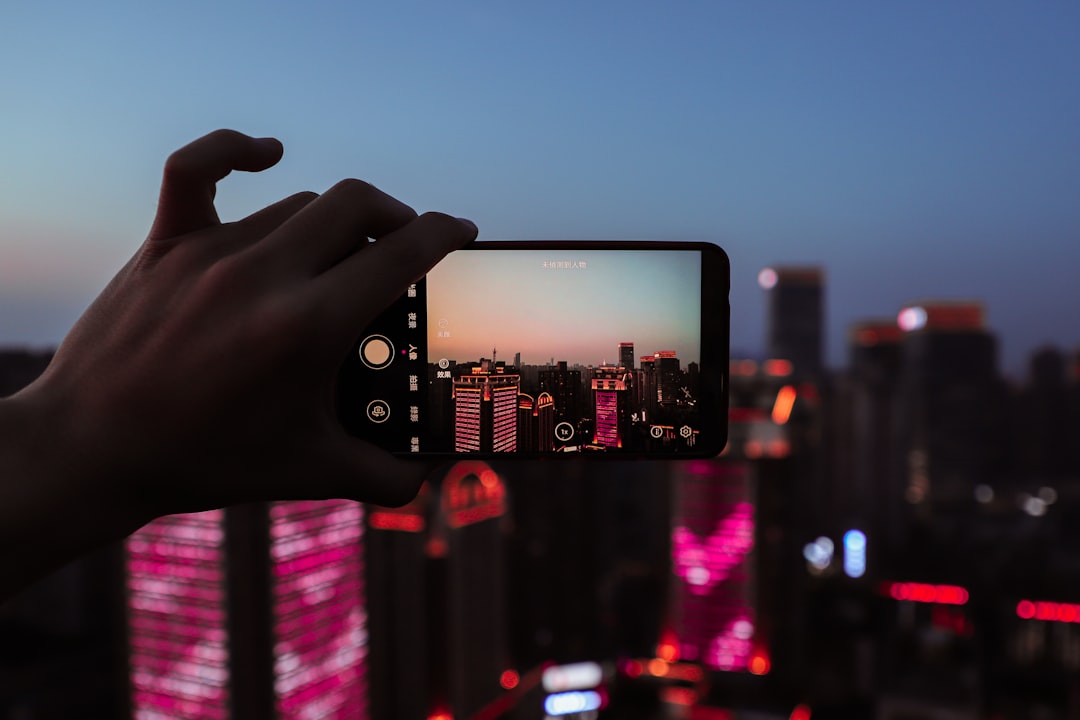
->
xmin=618 ymin=342 xmax=635 ymax=370
xmin=452 ymin=360 xmax=520 ymax=452
xmin=760 ymin=266 xmax=824 ymax=377
xmin=893 ymin=301 xmax=1008 ymax=516
xmin=538 ymin=361 xmax=582 ymax=429
xmin=591 ymin=366 xmax=633 ymax=449
xmin=654 ymin=351 xmax=684 ymax=408
xmin=516 ymin=392 xmax=555 ymax=452
xmin=668 ymin=461 xmax=760 ymax=672
xmin=845 ymin=320 xmax=903 ymax=556
xmin=639 ymin=355 xmax=658 ymax=417
xmin=125 ymin=500 xmax=368 ymax=720
xmin=366 ymin=462 xmax=509 ymax=720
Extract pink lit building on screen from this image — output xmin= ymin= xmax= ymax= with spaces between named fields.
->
xmin=126 ymin=500 xmax=368 ymax=719
xmin=669 ymin=460 xmax=761 ymax=672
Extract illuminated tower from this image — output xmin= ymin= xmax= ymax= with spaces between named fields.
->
xmin=592 ymin=366 xmax=632 ymax=449
xmin=452 ymin=360 xmax=520 ymax=452
xmin=618 ymin=342 xmax=635 ymax=370
xmin=668 ymin=461 xmax=761 ymax=673
xmin=759 ymin=266 xmax=824 ymax=377
xmin=125 ymin=500 xmax=368 ymax=720
xmin=538 ymin=361 xmax=582 ymax=429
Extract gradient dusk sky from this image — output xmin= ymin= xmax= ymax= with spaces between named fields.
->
xmin=427 ymin=249 xmax=701 ymax=367
xmin=2 ymin=2 xmax=1078 ymax=377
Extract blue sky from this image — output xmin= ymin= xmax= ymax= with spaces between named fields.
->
xmin=2 ymin=2 xmax=1078 ymax=377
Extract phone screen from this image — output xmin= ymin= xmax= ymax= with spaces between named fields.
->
xmin=338 ymin=241 xmax=729 ymax=457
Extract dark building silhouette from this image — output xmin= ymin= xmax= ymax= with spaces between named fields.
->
xmin=366 ymin=463 xmax=509 ymax=720
xmin=537 ymin=361 xmax=582 ymax=431
xmin=762 ymin=267 xmax=825 ymax=377
xmin=517 ymin=392 xmax=555 ymax=452
xmin=619 ymin=342 xmax=635 ymax=370
xmin=654 ymin=351 xmax=684 ymax=408
xmin=892 ymin=302 xmax=1009 ymax=530
xmin=845 ymin=320 xmax=904 ymax=558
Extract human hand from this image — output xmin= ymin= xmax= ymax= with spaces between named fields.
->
xmin=14 ymin=129 xmax=477 ymax=524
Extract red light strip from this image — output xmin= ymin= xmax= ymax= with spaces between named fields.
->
xmin=1016 ymin=600 xmax=1080 ymax=623
xmin=885 ymin=582 xmax=969 ymax=605
xmin=369 ymin=511 xmax=425 ymax=533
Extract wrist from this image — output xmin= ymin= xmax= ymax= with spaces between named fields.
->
xmin=0 ymin=379 xmax=149 ymax=600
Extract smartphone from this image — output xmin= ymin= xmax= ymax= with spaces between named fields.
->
xmin=337 ymin=241 xmax=729 ymax=458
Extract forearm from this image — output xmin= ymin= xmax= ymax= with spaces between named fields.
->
xmin=0 ymin=386 xmax=147 ymax=602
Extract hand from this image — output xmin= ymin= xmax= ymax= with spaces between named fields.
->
xmin=8 ymin=129 xmax=477 ymax=527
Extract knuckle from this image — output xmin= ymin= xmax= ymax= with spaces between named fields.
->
xmin=328 ymin=178 xmax=379 ymax=202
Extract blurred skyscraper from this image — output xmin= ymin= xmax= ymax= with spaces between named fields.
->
xmin=125 ymin=500 xmax=368 ymax=720
xmin=893 ymin=302 xmax=1008 ymax=518
xmin=365 ymin=462 xmax=509 ymax=720
xmin=760 ymin=267 xmax=825 ymax=377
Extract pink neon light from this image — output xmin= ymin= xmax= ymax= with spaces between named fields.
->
xmin=126 ymin=510 xmax=229 ymax=718
xmin=705 ymin=616 xmax=756 ymax=671
xmin=270 ymin=500 xmax=368 ymax=719
xmin=672 ymin=461 xmax=758 ymax=673
xmin=672 ymin=503 xmax=755 ymax=596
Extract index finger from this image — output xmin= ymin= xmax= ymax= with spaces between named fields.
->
xmin=148 ymin=129 xmax=284 ymax=242
xmin=313 ymin=212 xmax=478 ymax=336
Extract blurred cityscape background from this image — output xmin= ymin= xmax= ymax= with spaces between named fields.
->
xmin=3 ymin=265 xmax=1078 ymax=720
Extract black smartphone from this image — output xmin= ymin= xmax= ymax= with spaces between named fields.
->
xmin=337 ymin=240 xmax=729 ymax=458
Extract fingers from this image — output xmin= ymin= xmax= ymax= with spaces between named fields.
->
xmin=253 ymin=178 xmax=418 ymax=276
xmin=233 ymin=191 xmax=319 ymax=245
xmin=303 ymin=432 xmax=431 ymax=507
xmin=314 ymin=211 xmax=478 ymax=334
xmin=148 ymin=129 xmax=284 ymax=243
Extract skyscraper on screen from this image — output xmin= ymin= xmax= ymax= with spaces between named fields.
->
xmin=538 ymin=361 xmax=582 ymax=429
xmin=619 ymin=342 xmax=635 ymax=370
xmin=452 ymin=359 xmax=520 ymax=452
xmin=592 ymin=366 xmax=632 ymax=448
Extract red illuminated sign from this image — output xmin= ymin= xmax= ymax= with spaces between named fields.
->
xmin=369 ymin=511 xmax=425 ymax=532
xmin=885 ymin=582 xmax=969 ymax=605
xmin=1016 ymin=599 xmax=1080 ymax=623
xmin=441 ymin=461 xmax=506 ymax=529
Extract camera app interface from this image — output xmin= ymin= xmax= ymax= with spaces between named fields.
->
xmin=422 ymin=248 xmax=703 ymax=454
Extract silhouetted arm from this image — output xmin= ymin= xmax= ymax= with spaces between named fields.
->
xmin=0 ymin=129 xmax=476 ymax=601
